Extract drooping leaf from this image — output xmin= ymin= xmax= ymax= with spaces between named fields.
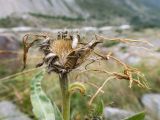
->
xmin=123 ymin=111 xmax=145 ymax=120
xmin=30 ymin=70 xmax=63 ymax=120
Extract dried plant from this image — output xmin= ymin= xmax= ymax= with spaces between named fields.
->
xmin=22 ymin=31 xmax=150 ymax=120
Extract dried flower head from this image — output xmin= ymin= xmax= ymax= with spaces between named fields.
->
xmin=23 ymin=31 xmax=102 ymax=74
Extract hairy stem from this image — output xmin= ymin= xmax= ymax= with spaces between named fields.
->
xmin=59 ymin=73 xmax=70 ymax=120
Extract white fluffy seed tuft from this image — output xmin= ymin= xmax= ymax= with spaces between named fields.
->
xmin=72 ymin=35 xmax=78 ymax=49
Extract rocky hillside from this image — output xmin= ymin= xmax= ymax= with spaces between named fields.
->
xmin=0 ymin=0 xmax=160 ymax=28
xmin=0 ymin=0 xmax=159 ymax=18
xmin=0 ymin=0 xmax=87 ymax=18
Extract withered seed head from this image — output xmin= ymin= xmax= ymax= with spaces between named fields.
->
xmin=40 ymin=32 xmax=102 ymax=73
xmin=22 ymin=31 xmax=102 ymax=73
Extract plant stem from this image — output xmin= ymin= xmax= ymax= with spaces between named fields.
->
xmin=59 ymin=73 xmax=70 ymax=120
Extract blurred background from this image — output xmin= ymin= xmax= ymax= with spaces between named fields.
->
xmin=0 ymin=0 xmax=160 ymax=120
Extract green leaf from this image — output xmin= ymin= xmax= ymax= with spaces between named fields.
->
xmin=95 ymin=100 xmax=104 ymax=116
xmin=123 ymin=111 xmax=145 ymax=120
xmin=52 ymin=101 xmax=63 ymax=120
xmin=30 ymin=70 xmax=63 ymax=120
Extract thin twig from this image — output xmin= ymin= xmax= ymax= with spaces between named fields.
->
xmin=95 ymin=34 xmax=154 ymax=47
xmin=75 ymin=69 xmax=113 ymax=80
xmin=85 ymin=81 xmax=104 ymax=93
xmin=0 ymin=50 xmax=23 ymax=54
xmin=88 ymin=76 xmax=115 ymax=106
xmin=0 ymin=67 xmax=43 ymax=81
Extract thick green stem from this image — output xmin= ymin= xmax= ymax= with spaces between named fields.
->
xmin=59 ymin=73 xmax=70 ymax=120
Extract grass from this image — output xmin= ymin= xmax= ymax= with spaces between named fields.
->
xmin=0 ymin=54 xmax=160 ymax=119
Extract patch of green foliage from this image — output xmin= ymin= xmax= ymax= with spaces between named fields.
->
xmin=130 ymin=16 xmax=160 ymax=31
xmin=76 ymin=0 xmax=132 ymax=20
xmin=0 ymin=16 xmax=31 ymax=28
xmin=103 ymin=41 xmax=119 ymax=47
xmin=76 ymin=0 xmax=160 ymax=29
xmin=29 ymin=13 xmax=84 ymax=21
